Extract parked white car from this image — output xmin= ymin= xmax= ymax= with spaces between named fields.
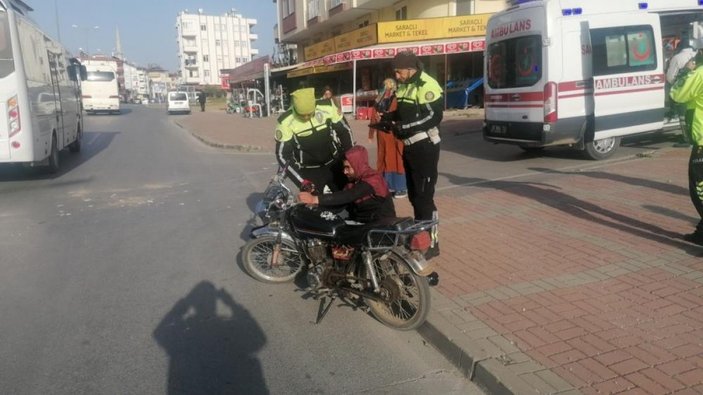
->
xmin=167 ymin=91 xmax=190 ymax=114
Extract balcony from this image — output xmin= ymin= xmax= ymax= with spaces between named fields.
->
xmin=282 ymin=12 xmax=296 ymax=34
xmin=250 ymin=33 xmax=258 ymax=41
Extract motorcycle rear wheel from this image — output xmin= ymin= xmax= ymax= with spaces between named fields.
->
xmin=365 ymin=251 xmax=430 ymax=331
xmin=242 ymin=236 xmax=304 ymax=283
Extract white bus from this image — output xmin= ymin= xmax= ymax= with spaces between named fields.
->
xmin=483 ymin=0 xmax=703 ymax=159
xmin=0 ymin=0 xmax=85 ymax=172
xmin=82 ymin=59 xmax=120 ymax=114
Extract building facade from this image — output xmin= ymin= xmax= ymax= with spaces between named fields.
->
xmin=176 ymin=8 xmax=259 ymax=86
xmin=274 ymin=0 xmax=508 ymax=109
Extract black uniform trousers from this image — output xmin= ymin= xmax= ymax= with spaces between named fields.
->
xmin=403 ymin=139 xmax=440 ymax=221
xmin=689 ymin=146 xmax=703 ymax=233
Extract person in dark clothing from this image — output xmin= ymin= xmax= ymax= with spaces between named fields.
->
xmin=298 ymin=145 xmax=396 ymax=223
xmin=391 ymin=51 xmax=443 ymax=258
xmin=198 ymin=92 xmax=206 ymax=112
xmin=275 ymin=87 xmax=354 ymax=193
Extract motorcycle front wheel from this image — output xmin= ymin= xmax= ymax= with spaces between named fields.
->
xmin=242 ymin=236 xmax=304 ymax=283
xmin=365 ymin=251 xmax=430 ymax=331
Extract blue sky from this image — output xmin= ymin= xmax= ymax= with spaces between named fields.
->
xmin=27 ymin=0 xmax=275 ymax=71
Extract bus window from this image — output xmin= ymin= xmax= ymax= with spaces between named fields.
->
xmin=0 ymin=10 xmax=15 ymax=78
xmin=86 ymin=71 xmax=115 ymax=81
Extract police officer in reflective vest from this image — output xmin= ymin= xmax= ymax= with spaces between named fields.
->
xmin=392 ymin=51 xmax=443 ymax=258
xmin=275 ymin=87 xmax=354 ymax=193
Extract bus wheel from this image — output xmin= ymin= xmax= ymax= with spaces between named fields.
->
xmin=69 ymin=127 xmax=81 ymax=153
xmin=583 ymin=137 xmax=620 ymax=160
xmin=47 ymin=135 xmax=60 ymax=173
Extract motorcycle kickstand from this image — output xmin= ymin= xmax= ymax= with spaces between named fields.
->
xmin=315 ymin=295 xmax=337 ymax=324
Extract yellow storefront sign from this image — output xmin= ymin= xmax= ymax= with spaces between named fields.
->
xmin=304 ymin=38 xmax=337 ymax=61
xmin=335 ymin=25 xmax=378 ymax=52
xmin=378 ymin=14 xmax=490 ymax=43
xmin=287 ymin=62 xmax=352 ymax=78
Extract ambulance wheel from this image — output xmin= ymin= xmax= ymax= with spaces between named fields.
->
xmin=584 ymin=137 xmax=620 ymax=160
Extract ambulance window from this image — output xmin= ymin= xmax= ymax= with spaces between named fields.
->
xmin=591 ymin=25 xmax=656 ymax=76
xmin=487 ymin=35 xmax=542 ymax=89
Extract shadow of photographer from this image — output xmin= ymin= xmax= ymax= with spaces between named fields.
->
xmin=153 ymin=281 xmax=269 ymax=394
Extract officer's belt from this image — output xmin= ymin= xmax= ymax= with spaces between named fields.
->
xmin=402 ymin=127 xmax=440 ymax=146
xmin=297 ymin=157 xmax=336 ymax=169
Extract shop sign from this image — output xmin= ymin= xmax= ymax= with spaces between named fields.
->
xmin=378 ymin=14 xmax=489 ymax=44
xmin=304 ymin=37 xmax=337 ymax=61
xmin=335 ymin=25 xmax=378 ymax=52
xmin=220 ymin=73 xmax=230 ymax=89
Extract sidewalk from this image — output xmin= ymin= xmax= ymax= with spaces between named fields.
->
xmin=176 ymin=110 xmax=703 ymax=394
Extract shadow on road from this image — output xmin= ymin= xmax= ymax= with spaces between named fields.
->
xmin=153 ymin=281 xmax=269 ymax=394
xmin=440 ymin=172 xmax=703 ymax=257
xmin=528 ymin=167 xmax=689 ymax=196
xmin=0 ymin=131 xmax=120 ymax=182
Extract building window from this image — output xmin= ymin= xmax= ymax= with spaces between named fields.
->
xmin=200 ymin=24 xmax=207 ymax=31
xmin=456 ymin=0 xmax=473 ymax=15
xmin=216 ymin=40 xmax=221 ymax=46
xmin=203 ymin=55 xmax=209 ymax=62
xmin=204 ymin=70 xmax=210 ymax=78
xmin=330 ymin=0 xmax=344 ymax=7
xmin=282 ymin=0 xmax=295 ymax=17
xmin=307 ymin=0 xmax=319 ymax=19
xmin=395 ymin=6 xmax=407 ymax=20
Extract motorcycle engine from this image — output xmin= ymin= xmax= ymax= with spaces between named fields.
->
xmin=305 ymin=239 xmax=333 ymax=290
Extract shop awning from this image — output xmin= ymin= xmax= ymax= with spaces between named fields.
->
xmin=297 ymin=36 xmax=486 ymax=69
xmin=286 ymin=62 xmax=353 ymax=79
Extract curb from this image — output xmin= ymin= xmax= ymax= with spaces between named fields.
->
xmin=174 ymin=121 xmax=266 ymax=153
xmin=418 ymin=290 xmax=521 ymax=395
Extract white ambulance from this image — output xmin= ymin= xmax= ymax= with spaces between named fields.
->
xmin=483 ymin=0 xmax=703 ymax=159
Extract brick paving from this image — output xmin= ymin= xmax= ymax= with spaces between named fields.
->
xmin=172 ymin=107 xmax=703 ymax=394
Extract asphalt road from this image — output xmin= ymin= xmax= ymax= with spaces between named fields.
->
xmin=0 ymin=105 xmax=483 ymax=394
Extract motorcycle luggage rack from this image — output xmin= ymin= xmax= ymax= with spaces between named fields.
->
xmin=365 ymin=220 xmax=437 ymax=251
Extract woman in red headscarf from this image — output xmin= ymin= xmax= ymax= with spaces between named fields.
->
xmin=298 ymin=145 xmax=396 ymax=223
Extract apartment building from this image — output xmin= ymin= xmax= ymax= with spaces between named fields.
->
xmin=275 ymin=0 xmax=508 ymax=109
xmin=176 ymin=8 xmax=259 ymax=86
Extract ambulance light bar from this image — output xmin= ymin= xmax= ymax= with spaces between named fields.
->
xmin=561 ymin=8 xmax=582 ymax=16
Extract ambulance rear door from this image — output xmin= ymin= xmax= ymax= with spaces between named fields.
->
xmin=589 ymin=13 xmax=664 ymax=140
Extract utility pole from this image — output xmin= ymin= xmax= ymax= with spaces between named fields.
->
xmin=54 ymin=0 xmax=61 ymax=41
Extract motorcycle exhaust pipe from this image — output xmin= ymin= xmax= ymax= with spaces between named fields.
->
xmin=427 ymin=272 xmax=439 ymax=287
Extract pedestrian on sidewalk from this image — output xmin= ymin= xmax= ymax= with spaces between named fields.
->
xmin=670 ymin=46 xmax=703 ymax=246
xmin=198 ymin=91 xmax=207 ymax=112
xmin=321 ymin=86 xmax=342 ymax=115
xmin=274 ymin=87 xmax=354 ymax=193
xmin=298 ymin=145 xmax=396 ymax=223
xmin=391 ymin=51 xmax=443 ymax=258
xmin=368 ymin=78 xmax=407 ymax=199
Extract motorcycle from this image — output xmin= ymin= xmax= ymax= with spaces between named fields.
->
xmin=241 ymin=165 xmax=439 ymax=330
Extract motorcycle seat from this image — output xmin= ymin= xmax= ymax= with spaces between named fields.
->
xmin=335 ymin=216 xmax=414 ymax=246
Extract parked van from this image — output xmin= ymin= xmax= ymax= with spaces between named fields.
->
xmin=483 ymin=0 xmax=703 ymax=159
xmin=167 ymin=91 xmax=190 ymax=114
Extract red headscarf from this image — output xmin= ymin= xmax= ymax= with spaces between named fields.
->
xmin=344 ymin=146 xmax=390 ymax=200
